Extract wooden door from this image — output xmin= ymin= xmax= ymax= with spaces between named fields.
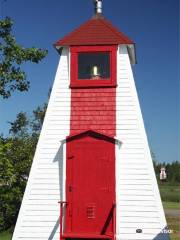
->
xmin=65 ymin=135 xmax=115 ymax=238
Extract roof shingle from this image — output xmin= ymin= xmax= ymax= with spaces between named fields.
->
xmin=54 ymin=17 xmax=134 ymax=46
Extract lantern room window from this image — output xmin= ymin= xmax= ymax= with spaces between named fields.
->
xmin=70 ymin=46 xmax=117 ymax=88
xmin=78 ymin=52 xmax=110 ymax=80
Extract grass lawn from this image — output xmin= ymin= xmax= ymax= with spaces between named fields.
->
xmin=167 ymin=216 xmax=180 ymax=240
xmin=163 ymin=201 xmax=180 ymax=210
xmin=162 ymin=201 xmax=180 ymax=240
xmin=160 ymin=185 xmax=180 ymax=239
xmin=0 ymin=230 xmax=12 ymax=240
xmin=159 ymin=184 xmax=180 ymax=203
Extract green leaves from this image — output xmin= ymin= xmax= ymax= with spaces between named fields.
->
xmin=0 ymin=16 xmax=48 ymax=231
xmin=0 ymin=17 xmax=48 ymax=98
xmin=0 ymin=138 xmax=14 ymax=186
xmin=9 ymin=112 xmax=29 ymax=135
xmin=0 ymin=135 xmax=36 ymax=231
xmin=0 ymin=101 xmax=47 ymax=231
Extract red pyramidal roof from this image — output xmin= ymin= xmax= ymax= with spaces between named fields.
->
xmin=54 ymin=17 xmax=134 ymax=46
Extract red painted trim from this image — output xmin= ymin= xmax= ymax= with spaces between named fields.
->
xmin=70 ymin=45 xmax=117 ymax=88
xmin=71 ymin=45 xmax=117 ymax=52
xmin=66 ymin=129 xmax=116 ymax=142
xmin=62 ymin=233 xmax=112 ymax=239
xmin=59 ymin=202 xmax=68 ymax=240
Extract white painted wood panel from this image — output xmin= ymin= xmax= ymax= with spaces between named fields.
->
xmin=21 ymin=222 xmax=56 ymax=227
xmin=12 ymin=48 xmax=70 ymax=240
xmin=16 ymin=232 xmax=59 ymax=239
xmin=116 ymin=45 xmax=168 ymax=240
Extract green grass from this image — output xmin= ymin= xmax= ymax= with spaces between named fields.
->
xmin=0 ymin=230 xmax=12 ymax=240
xmin=159 ymin=184 xmax=180 ymax=203
xmin=163 ymin=201 xmax=180 ymax=210
xmin=167 ymin=216 xmax=180 ymax=240
xmin=160 ymin=184 xmax=180 ymax=240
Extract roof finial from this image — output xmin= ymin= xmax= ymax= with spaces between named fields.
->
xmin=94 ymin=0 xmax=102 ymax=14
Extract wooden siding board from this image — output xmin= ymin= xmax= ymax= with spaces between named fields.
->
xmin=116 ymin=45 xmax=168 ymax=240
xmin=12 ymin=48 xmax=70 ymax=240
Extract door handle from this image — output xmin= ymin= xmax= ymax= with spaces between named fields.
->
xmin=68 ymin=186 xmax=73 ymax=192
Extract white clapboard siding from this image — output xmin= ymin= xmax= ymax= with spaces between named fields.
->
xmin=13 ymin=44 xmax=169 ymax=240
xmin=116 ymin=45 xmax=168 ymax=240
xmin=12 ymin=48 xmax=70 ymax=240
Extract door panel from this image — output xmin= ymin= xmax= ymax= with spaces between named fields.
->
xmin=66 ymin=136 xmax=115 ymax=237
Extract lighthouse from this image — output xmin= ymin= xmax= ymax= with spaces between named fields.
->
xmin=13 ymin=1 xmax=169 ymax=240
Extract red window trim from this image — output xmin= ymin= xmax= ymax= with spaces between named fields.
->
xmin=70 ymin=45 xmax=117 ymax=88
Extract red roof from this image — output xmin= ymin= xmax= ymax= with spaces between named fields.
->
xmin=54 ymin=16 xmax=134 ymax=46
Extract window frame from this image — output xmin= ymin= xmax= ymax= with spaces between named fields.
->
xmin=70 ymin=45 xmax=117 ymax=88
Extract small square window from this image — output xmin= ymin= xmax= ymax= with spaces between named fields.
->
xmin=70 ymin=46 xmax=117 ymax=88
xmin=78 ymin=52 xmax=110 ymax=80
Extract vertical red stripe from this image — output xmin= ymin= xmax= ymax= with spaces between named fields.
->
xmin=70 ymin=88 xmax=116 ymax=137
xmin=65 ymin=46 xmax=117 ymax=240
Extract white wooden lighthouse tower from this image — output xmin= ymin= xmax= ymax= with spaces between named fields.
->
xmin=13 ymin=1 xmax=169 ymax=240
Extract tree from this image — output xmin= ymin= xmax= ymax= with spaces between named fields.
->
xmin=31 ymin=103 xmax=47 ymax=133
xmin=0 ymin=17 xmax=47 ymax=98
xmin=9 ymin=112 xmax=29 ymax=135
xmin=0 ymin=103 xmax=47 ymax=231
xmin=0 ymin=134 xmax=36 ymax=230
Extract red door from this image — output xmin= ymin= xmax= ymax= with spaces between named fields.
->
xmin=65 ymin=134 xmax=115 ymax=239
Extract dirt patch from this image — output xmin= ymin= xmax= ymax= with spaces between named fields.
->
xmin=165 ymin=209 xmax=180 ymax=217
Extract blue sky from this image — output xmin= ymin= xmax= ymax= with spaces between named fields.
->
xmin=0 ymin=0 xmax=179 ymax=163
